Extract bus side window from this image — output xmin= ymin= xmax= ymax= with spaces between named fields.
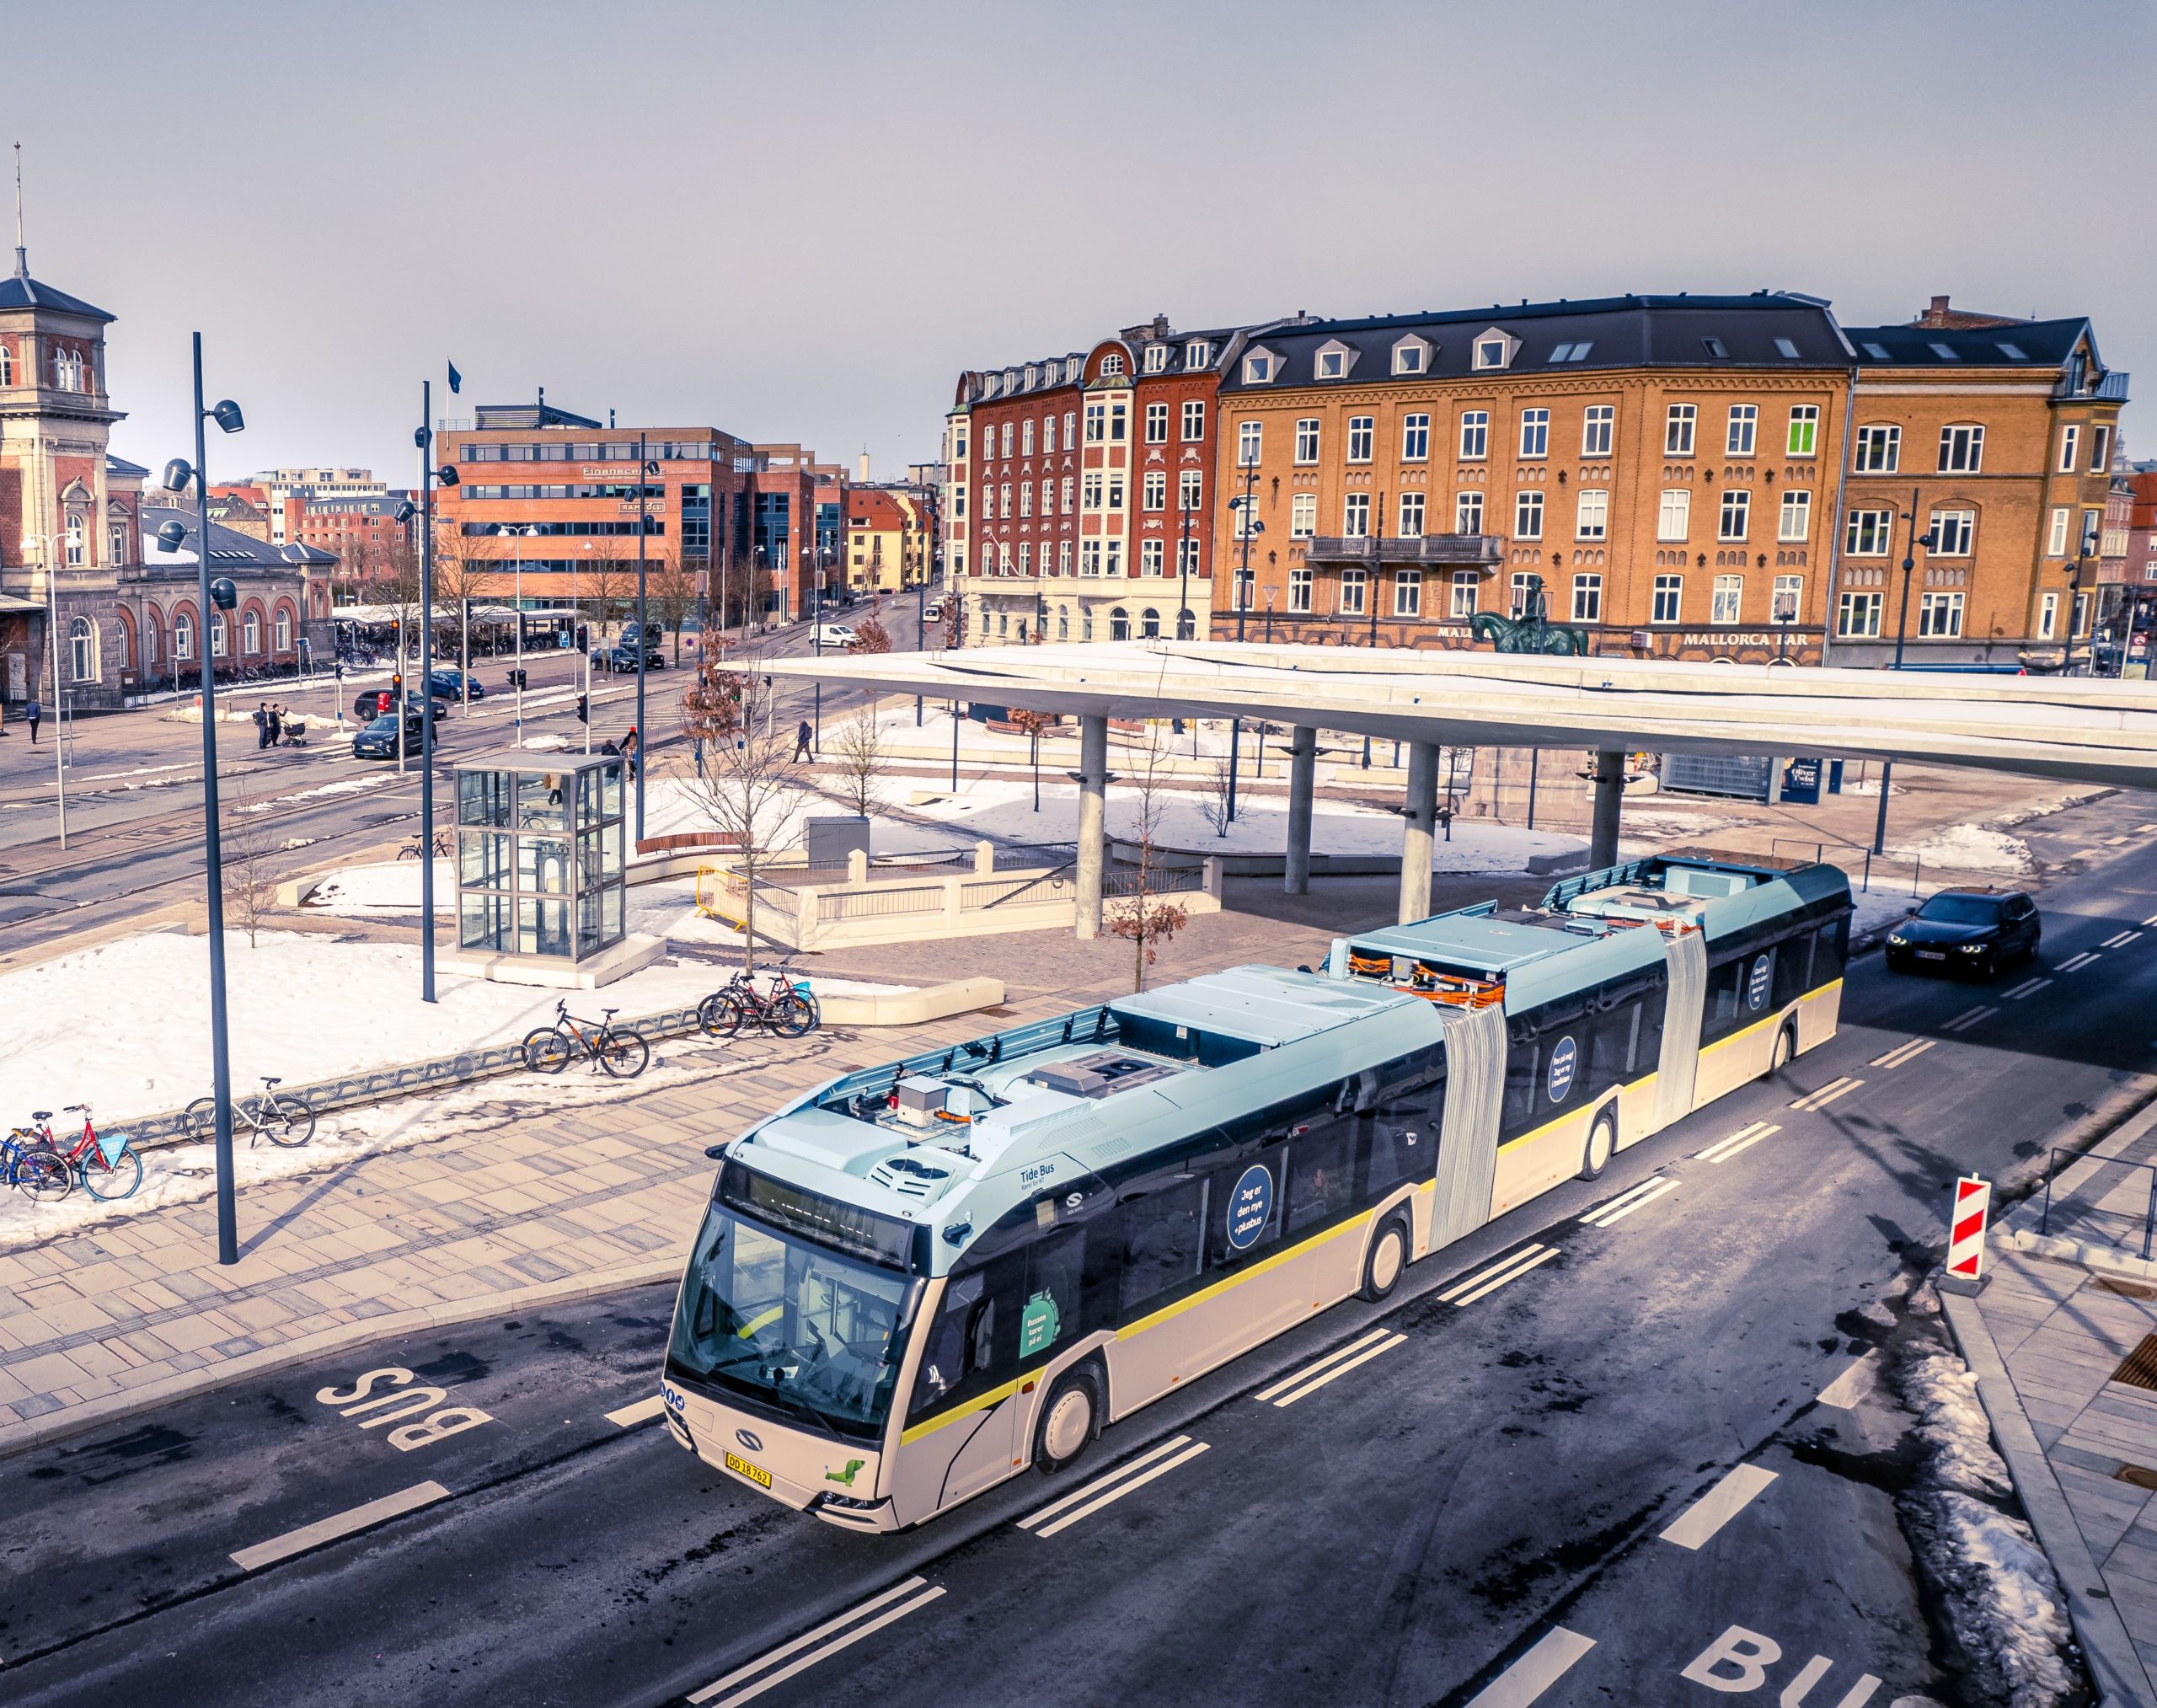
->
xmin=1813 ymin=914 xmax=1849 ymax=986
xmin=1500 ymin=1035 xmax=1542 ymax=1136
xmin=1637 ymin=971 xmax=1667 ymax=1068
xmin=1702 ymin=957 xmax=1745 ymax=1040
xmin=1587 ymin=999 xmax=1640 ymax=1093
xmin=1367 ymin=1063 xmax=1441 ymax=1197
xmin=907 ymin=1270 xmax=983 ymax=1420
xmin=1772 ymin=929 xmax=1814 ymax=1008
xmin=906 ymin=1254 xmax=1022 ymax=1422
xmin=1285 ymin=1124 xmax=1357 ymax=1234
xmin=1024 ymin=1225 xmax=1088 ymax=1361
xmin=1118 ymin=1177 xmax=1207 ymax=1320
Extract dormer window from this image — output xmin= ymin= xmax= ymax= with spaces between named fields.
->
xmin=1472 ymin=330 xmax=1512 ymax=371
xmin=1244 ymin=350 xmax=1277 ymax=384
xmin=1774 ymin=338 xmax=1801 ymax=359
xmin=1067 ymin=357 xmax=1084 ymax=383
xmin=1314 ymin=340 xmax=1356 ymax=380
xmin=1023 ymin=365 xmax=1037 ymax=388
xmin=980 ymin=372 xmax=998 ymax=399
xmin=1392 ymin=337 xmax=1430 ymax=376
xmin=1143 ymin=344 xmax=1167 ymax=373
xmin=1101 ymin=353 xmax=1126 ymax=377
xmin=1004 ymin=369 xmax=1016 ymax=392
xmin=1186 ymin=340 xmax=1211 ymax=367
xmin=1701 ymin=337 xmax=1729 ymax=359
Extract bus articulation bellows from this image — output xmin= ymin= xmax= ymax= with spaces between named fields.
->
xmin=661 ymin=850 xmax=1851 ymax=1531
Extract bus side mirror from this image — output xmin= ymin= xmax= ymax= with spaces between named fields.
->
xmin=704 ymin=1144 xmax=727 ymax=1159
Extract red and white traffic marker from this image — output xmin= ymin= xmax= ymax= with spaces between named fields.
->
xmin=1946 ymin=1175 xmax=1992 ymax=1284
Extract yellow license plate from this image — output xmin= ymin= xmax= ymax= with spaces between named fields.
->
xmin=724 ymin=1451 xmax=773 ymax=1489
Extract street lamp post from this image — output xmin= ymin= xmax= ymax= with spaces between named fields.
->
xmin=19 ymin=527 xmax=76 ymax=848
xmin=1225 ymin=467 xmax=1265 ymax=825
xmin=634 ymin=438 xmax=658 ymax=843
xmin=494 ymin=522 xmax=537 ymax=745
xmin=1872 ymin=490 xmax=1935 ymax=856
xmin=412 ymin=383 xmax=461 ymax=1004
xmin=156 ymin=331 xmax=247 ymax=1265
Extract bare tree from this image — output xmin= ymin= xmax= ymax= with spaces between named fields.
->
xmin=647 ymin=549 xmax=698 ymax=664
xmin=1197 ymin=744 xmax=1236 ymax=839
xmin=579 ymin=554 xmax=631 ymax=641
xmin=222 ymin=778 xmax=279 ymax=949
xmin=849 ymin=614 xmax=894 ymax=655
xmin=427 ymin=521 xmax=492 ymax=681
xmin=1105 ymin=725 xmax=1190 ymax=992
xmin=826 ymin=693 xmax=888 ymax=819
xmin=677 ymin=651 xmax=806 ymax=976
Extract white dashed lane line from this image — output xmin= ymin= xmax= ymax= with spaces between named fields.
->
xmin=2102 ymin=930 xmax=2144 ymax=950
xmin=605 ymin=1395 xmax=666 ymax=1427
xmin=2059 ymin=951 xmax=2101 ymax=972
xmin=1464 ymin=1626 xmax=1598 ymax=1708
xmin=689 ymin=1577 xmax=946 ymax=1708
xmin=1817 ymin=1351 xmax=1881 ymax=1410
xmin=2143 ymin=912 xmax=2157 ymax=927
xmin=1869 ymin=1037 xmax=1937 ymax=1068
xmin=1694 ymin=1121 xmax=1781 ymax=1162
xmin=1579 ymin=1177 xmax=1679 ymax=1229
xmin=2004 ymin=977 xmax=2053 ymax=1000
xmin=1439 ymin=1244 xmax=1561 ymax=1306
xmin=1660 ymin=1464 xmax=1779 ymax=1550
xmin=1940 ymin=1005 xmax=1998 ymax=1034
xmin=1017 ymin=1435 xmax=1211 ymax=1539
xmin=1256 ymin=1329 xmax=1408 ymax=1408
xmin=230 ymin=1480 xmax=450 ymax=1572
xmin=1789 ymin=1077 xmax=1863 ymax=1112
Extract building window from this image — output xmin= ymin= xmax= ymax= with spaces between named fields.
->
xmin=1450 ymin=570 xmax=1478 ymax=618
xmin=1318 ymin=347 xmax=1348 ymax=380
xmin=1665 ymin=404 xmax=1697 ymax=456
xmin=1399 ymin=492 xmax=1425 ymax=537
xmin=1105 ymin=538 xmax=1123 ymax=577
xmin=1787 ymin=405 xmax=1820 ymax=457
xmin=1778 ymin=490 xmax=1812 ymax=542
xmin=2058 ymin=425 xmax=2081 ymax=473
xmin=1346 ymin=417 xmax=1373 ymax=463
xmin=1041 ymin=416 xmax=1055 ymax=454
xmin=1041 ymin=478 xmax=1054 ymax=514
xmin=1938 ymin=424 xmax=1985 ymax=473
xmin=1244 ymin=353 xmax=1275 ymax=384
xmin=2047 ymin=506 xmax=2071 ymax=556
xmin=1019 ymin=483 xmax=1034 ymax=518
xmin=1459 ymin=411 xmax=1489 ymax=460
xmin=1181 ymin=400 xmax=1205 ymax=442
xmin=1711 ymin=575 xmax=1744 ymax=624
xmin=1144 ymin=403 xmax=1169 ymax=444
xmin=1514 ymin=490 xmax=1544 ymax=540
xmin=2091 ymin=423 xmax=2112 ymax=472
xmin=2039 ymin=591 xmax=2061 ymax=639
xmin=1081 ymin=540 xmax=1103 ymax=576
xmin=1509 ymin=572 xmax=1536 ymax=618
xmin=110 ymin=522 xmax=126 ymax=564
xmin=1718 ymin=489 xmax=1750 ymax=542
xmin=1178 ymin=535 xmax=1200 ymax=576
xmin=1726 ymin=404 xmax=1758 ymax=456
xmin=1930 ymin=507 xmax=1975 ymax=557
xmin=1082 ymin=472 xmax=1103 ymax=510
xmin=1237 ymin=421 xmax=1262 ymax=466
xmin=1021 ymin=420 xmax=1036 ymax=457
xmin=1186 ymin=340 xmax=1211 ymax=368
xmin=1018 ymin=542 xmax=1033 ymax=575
xmin=1290 ymin=494 xmax=1317 ymax=538
xmin=1475 ymin=336 xmax=1508 ymax=370
xmin=1854 ymin=425 xmax=1900 ymax=473
xmin=1571 ymin=574 xmax=1603 ymax=623
xmin=1294 ymin=419 xmax=1320 ymax=464
xmin=1110 ymin=403 xmax=1127 ymax=442
xmin=1180 ymin=471 xmax=1202 ymax=512
xmin=1844 ymin=508 xmax=1894 ymax=555
xmin=1772 ymin=574 xmax=1802 ymax=624
xmin=1657 ymin=489 xmax=1691 ymax=542
xmin=1084 ymin=403 xmax=1105 ymax=444
xmin=1061 ymin=477 xmax=1074 ymax=515
xmin=998 ymin=422 xmax=1012 ymax=458
xmin=1651 ymin=575 xmax=1683 ymax=624
xmin=1835 ymin=591 xmax=1883 ymax=637
xmin=1456 ymin=491 xmax=1484 ymax=534
xmin=1143 ymin=345 xmax=1167 ymax=375
xmin=1919 ymin=591 xmax=1966 ymax=638
xmin=1402 ymin=413 xmax=1430 ymax=462
xmin=211 ymin=613 xmax=228 ymax=657
xmin=1344 ymin=493 xmax=1371 ymax=537
xmin=998 ymin=543 xmax=1014 ymax=574
xmin=275 ymin=608 xmax=292 ymax=651
xmin=0 ymin=344 xmax=10 ymax=385
xmin=1576 ymin=490 xmax=1608 ymax=541
xmin=68 ymin=618 xmax=97 ymax=682
xmin=1231 ymin=568 xmax=1255 ymax=610
xmin=175 ymin=613 xmax=195 ymax=660
xmin=1393 ymin=340 xmax=1426 ymax=375
xmin=1289 ymin=567 xmax=1313 ymax=612
xmin=1106 ymin=606 xmax=1130 ymax=640
xmin=1101 ymin=354 xmax=1125 ymax=377
xmin=243 ymin=609 xmax=262 ymax=654
xmin=1143 ymin=471 xmax=1166 ymax=512
xmin=1394 ymin=568 xmax=1422 ymax=616
xmin=1582 ymin=405 xmax=1614 ymax=458
xmin=1340 ymin=568 xmax=1368 ymax=614
xmin=1059 ymin=539 xmax=1073 ymax=575
xmin=999 ymin=483 xmax=1012 ymax=518
xmin=1519 ymin=409 xmax=1550 ymax=459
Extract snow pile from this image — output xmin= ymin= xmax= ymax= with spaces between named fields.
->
xmin=1890 ymin=823 xmax=2033 ymax=875
xmin=1899 ymin=1347 xmax=2077 ymax=1707
xmin=305 ymin=859 xmax=447 ymax=913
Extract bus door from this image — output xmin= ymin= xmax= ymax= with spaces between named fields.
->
xmin=1653 ymin=929 xmax=1706 ymax=1129
xmin=1432 ymin=1003 xmax=1504 ymax=1249
xmin=897 ymin=1251 xmax=1024 ymax=1512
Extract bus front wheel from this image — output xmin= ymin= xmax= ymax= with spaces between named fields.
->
xmin=1579 ymin=1110 xmax=1617 ymax=1181
xmin=1361 ymin=1215 xmax=1410 ymax=1302
xmin=1770 ymin=1024 xmax=1796 ymax=1074
xmin=1035 ymin=1368 xmax=1100 ymax=1475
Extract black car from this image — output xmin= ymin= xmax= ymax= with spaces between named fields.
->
xmin=352 ymin=709 xmax=426 ymax=759
xmin=1884 ymin=887 xmax=2040 ymax=977
xmin=353 ymin=688 xmax=452 ymax=720
xmin=596 ymin=644 xmax=666 ymax=672
xmin=427 ymin=669 xmax=485 ymax=701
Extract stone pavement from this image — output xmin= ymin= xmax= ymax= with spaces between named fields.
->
xmin=0 ymin=894 xmax=1361 ymax=1459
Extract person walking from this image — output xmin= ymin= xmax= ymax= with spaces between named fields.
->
xmin=253 ymin=701 xmax=270 ymax=750
xmin=25 ymin=699 xmax=43 ymax=745
xmin=794 ymin=718 xmax=813 ymax=762
xmin=620 ymin=726 xmax=640 ymax=781
xmin=266 ymin=704 xmax=284 ymax=748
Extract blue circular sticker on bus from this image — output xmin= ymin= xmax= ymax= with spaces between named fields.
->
xmin=1547 ymin=1036 xmax=1578 ymax=1103
xmin=1226 ymin=1164 xmax=1273 ymax=1250
xmin=1748 ymin=955 xmax=1772 ymax=1010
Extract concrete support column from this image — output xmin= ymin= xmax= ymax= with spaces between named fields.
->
xmin=1399 ymin=740 xmax=1438 ymax=925
xmin=1589 ymin=748 xmax=1625 ymax=870
xmin=1075 ymin=713 xmax=1108 ymax=940
xmin=1283 ymin=725 xmax=1317 ymax=896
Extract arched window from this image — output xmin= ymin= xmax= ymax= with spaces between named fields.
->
xmin=68 ymin=618 xmax=97 ymax=683
xmin=1082 ymin=608 xmax=1095 ymax=641
xmin=1140 ymin=608 xmax=1160 ymax=639
xmin=146 ymin=616 xmax=162 ymax=665
xmin=0 ymin=343 xmax=12 ymax=385
xmin=211 ymin=613 xmax=228 ymax=656
xmin=243 ymin=610 xmax=262 ymax=655
xmin=174 ymin=613 xmax=195 ymax=661
xmin=1057 ymin=605 xmax=1070 ymax=641
xmin=274 ymin=608 xmax=292 ymax=652
xmin=64 ymin=510 xmax=85 ymax=565
xmin=1177 ymin=608 xmax=1196 ymax=640
xmin=997 ymin=613 xmax=1009 ymax=638
xmin=1110 ymin=607 xmax=1130 ymax=641
xmin=1100 ymin=354 xmax=1125 ymax=377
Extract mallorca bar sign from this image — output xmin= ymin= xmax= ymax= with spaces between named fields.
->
xmin=1677 ymin=631 xmax=1810 ymax=647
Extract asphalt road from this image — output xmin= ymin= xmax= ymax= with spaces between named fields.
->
xmin=6 ymin=786 xmax=2154 ymax=1707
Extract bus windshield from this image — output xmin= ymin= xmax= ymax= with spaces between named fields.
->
xmin=667 ymin=1199 xmax=922 ymax=1444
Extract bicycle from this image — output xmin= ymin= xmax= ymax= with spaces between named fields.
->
xmin=698 ymin=966 xmax=819 ymax=1039
xmin=29 ymin=1106 xmax=143 ymax=1202
xmin=522 ymin=999 xmax=650 ymax=1078
xmin=183 ymin=1077 xmax=318 ymax=1148
xmin=3 ymin=1124 xmax=72 ymax=1202
xmin=399 ymin=830 xmax=452 ymax=860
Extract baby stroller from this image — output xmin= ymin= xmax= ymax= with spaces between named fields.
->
xmin=280 ymin=718 xmax=309 ymax=747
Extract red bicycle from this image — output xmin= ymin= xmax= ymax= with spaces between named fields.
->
xmin=25 ymin=1105 xmax=142 ymax=1201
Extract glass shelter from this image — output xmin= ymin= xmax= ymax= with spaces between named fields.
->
xmin=453 ymin=750 xmax=629 ymax=964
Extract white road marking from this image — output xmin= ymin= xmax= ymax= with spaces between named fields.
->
xmin=1270 ymin=1335 xmax=1407 ymax=1408
xmin=1464 ymin=1626 xmax=1598 ymax=1708
xmin=1696 ymin=1122 xmax=1782 ymax=1164
xmin=605 ymin=1395 xmax=666 ymax=1427
xmin=1817 ymin=1351 xmax=1881 ymax=1410
xmin=1255 ymin=1330 xmax=1395 ymax=1404
xmin=1025 ymin=1440 xmax=1212 ymax=1539
xmin=1581 ymin=1178 xmax=1679 ymax=1228
xmin=1870 ymin=1037 xmax=1938 ymax=1068
xmin=2106 ymin=834 xmax=2137 ymax=847
xmin=2102 ymin=930 xmax=2144 ymax=950
xmin=230 ymin=1480 xmax=451 ymax=1571
xmin=1660 ymin=1464 xmax=1779 ymax=1550
xmin=690 ymin=1577 xmax=945 ymax=1707
xmin=1438 ymin=1245 xmax=1555 ymax=1304
xmin=2004 ymin=977 xmax=2053 ymax=1000
xmin=1017 ymin=1436 xmax=1197 ymax=1531
xmin=2143 ymin=912 xmax=2157 ymax=927
xmin=2059 ymin=951 xmax=2101 ymax=972
xmin=1940 ymin=1006 xmax=1999 ymax=1034
xmin=1447 ymin=1246 xmax=1563 ymax=1307
xmin=2137 ymin=825 xmax=2157 ymax=835
xmin=1789 ymin=1077 xmax=1862 ymax=1112
xmin=1580 ymin=1177 xmax=1667 ymax=1222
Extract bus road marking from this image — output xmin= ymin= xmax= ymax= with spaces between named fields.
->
xmin=2058 ymin=951 xmax=2101 ymax=972
xmin=1789 ymin=1077 xmax=1862 ymax=1112
xmin=1817 ymin=1350 xmax=1881 ymax=1410
xmin=2102 ymin=930 xmax=2144 ymax=949
xmin=1463 ymin=1625 xmax=1598 ymax=1708
xmin=690 ymin=1577 xmax=945 ymax=1707
xmin=2004 ymin=977 xmax=2053 ymax=1000
xmin=230 ymin=1480 xmax=450 ymax=1572
xmin=1870 ymin=1037 xmax=1938 ymax=1068
xmin=1695 ymin=1122 xmax=1781 ymax=1163
xmin=1255 ymin=1329 xmax=1394 ymax=1403
xmin=1268 ymin=1334 xmax=1407 ymax=1408
xmin=1021 ymin=1438 xmax=1212 ymax=1539
xmin=1580 ymin=1177 xmax=1678 ymax=1229
xmin=1438 ymin=1245 xmax=1559 ymax=1306
xmin=1940 ymin=1006 xmax=1998 ymax=1034
xmin=1660 ymin=1464 xmax=1779 ymax=1550
xmin=605 ymin=1395 xmax=666 ymax=1428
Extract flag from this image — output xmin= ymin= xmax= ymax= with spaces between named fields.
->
xmin=447 ymin=361 xmax=463 ymax=395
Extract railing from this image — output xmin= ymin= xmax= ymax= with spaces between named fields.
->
xmin=1857 ymin=849 xmax=1924 ymax=894
xmin=2037 ymin=1145 xmax=2157 ymax=1261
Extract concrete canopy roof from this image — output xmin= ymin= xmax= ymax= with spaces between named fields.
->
xmin=761 ymin=642 xmax=2157 ymax=790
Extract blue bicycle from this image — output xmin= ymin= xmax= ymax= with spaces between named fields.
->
xmin=3 ymin=1123 xmax=72 ymax=1202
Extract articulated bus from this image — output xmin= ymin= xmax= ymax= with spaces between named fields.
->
xmin=661 ymin=851 xmax=1852 ymax=1532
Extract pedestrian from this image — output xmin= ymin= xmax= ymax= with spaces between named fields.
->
xmin=620 ymin=726 xmax=640 ymax=780
xmin=794 ymin=718 xmax=814 ymax=762
xmin=253 ymin=701 xmax=270 ymax=750
xmin=25 ymin=699 xmax=41 ymax=745
xmin=266 ymin=704 xmax=283 ymax=747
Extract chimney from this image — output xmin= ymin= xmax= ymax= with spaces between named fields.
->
xmin=856 ymin=451 xmax=870 ymax=483
xmin=1930 ymin=295 xmax=1951 ymax=319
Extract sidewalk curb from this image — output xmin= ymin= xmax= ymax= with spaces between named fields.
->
xmin=1940 ymin=1286 xmax=2154 ymax=1708
xmin=0 ymin=1255 xmax=683 ymax=1465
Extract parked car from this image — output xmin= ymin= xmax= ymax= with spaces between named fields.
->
xmin=427 ymin=669 xmax=485 ymax=701
xmin=594 ymin=643 xmax=665 ymax=672
xmin=1884 ymin=887 xmax=2041 ymax=978
xmin=354 ymin=688 xmax=451 ymax=720
xmin=815 ymin=623 xmax=858 ymax=648
xmin=351 ymin=709 xmax=426 ymax=759
xmin=923 ymin=597 xmax=948 ymax=620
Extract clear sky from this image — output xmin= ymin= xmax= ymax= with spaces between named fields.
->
xmin=14 ymin=0 xmax=2154 ymax=485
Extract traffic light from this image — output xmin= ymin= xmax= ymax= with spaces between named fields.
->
xmin=507 ymin=668 xmax=527 ymax=689
xmin=575 ymin=693 xmax=589 ymax=724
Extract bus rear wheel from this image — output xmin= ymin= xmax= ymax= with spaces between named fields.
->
xmin=1035 ymin=1368 xmax=1100 ymax=1475
xmin=1361 ymin=1215 xmax=1409 ymax=1302
xmin=1579 ymin=1109 xmax=1617 ymax=1181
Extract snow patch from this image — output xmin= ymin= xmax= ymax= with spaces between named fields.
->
xmin=1889 ymin=823 xmax=2033 ymax=875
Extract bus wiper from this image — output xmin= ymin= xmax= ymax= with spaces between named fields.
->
xmin=768 ymin=1377 xmax=848 ymax=1444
